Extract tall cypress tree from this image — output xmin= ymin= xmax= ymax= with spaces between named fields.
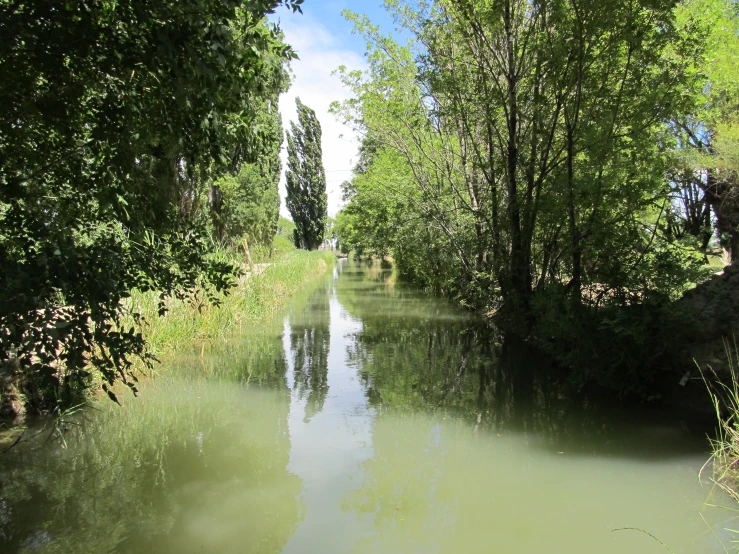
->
xmin=286 ymin=98 xmax=327 ymax=250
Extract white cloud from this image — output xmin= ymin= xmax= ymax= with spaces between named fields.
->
xmin=277 ymin=13 xmax=366 ymax=218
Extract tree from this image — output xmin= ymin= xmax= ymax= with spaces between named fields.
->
xmin=671 ymin=0 xmax=739 ymax=262
xmin=334 ymin=0 xmax=703 ymax=305
xmin=332 ymin=0 xmax=713 ymax=391
xmin=285 ymin=98 xmax=328 ymax=250
xmin=0 ymin=0 xmax=303 ymax=410
xmin=210 ymin=97 xmax=286 ymax=251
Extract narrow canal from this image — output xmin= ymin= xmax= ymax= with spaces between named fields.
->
xmin=0 ymin=260 xmax=729 ymax=553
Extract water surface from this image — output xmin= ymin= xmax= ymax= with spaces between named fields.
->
xmin=0 ymin=261 xmax=732 ymax=553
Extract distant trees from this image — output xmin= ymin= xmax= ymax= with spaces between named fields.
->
xmin=210 ymin=96 xmax=286 ymax=254
xmin=285 ymin=98 xmax=328 ymax=250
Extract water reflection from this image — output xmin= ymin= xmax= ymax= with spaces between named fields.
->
xmin=0 ymin=383 xmax=303 ymax=554
xmin=287 ymin=283 xmax=331 ymax=423
xmin=337 ymin=265 xmax=713 ymax=461
xmin=330 ymin=261 xmax=727 ymax=553
xmin=281 ymin=264 xmax=374 ymax=554
xmin=0 ymin=259 xmax=731 ymax=553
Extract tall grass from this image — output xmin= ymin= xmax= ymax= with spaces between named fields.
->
xmin=697 ymin=338 xmax=739 ymax=552
xmin=702 ymin=337 xmax=739 ymax=506
xmin=126 ymin=248 xmax=334 ymax=362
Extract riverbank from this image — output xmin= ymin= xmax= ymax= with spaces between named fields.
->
xmin=702 ymin=340 xmax=739 ymax=511
xmin=0 ymin=249 xmax=335 ymax=422
xmin=129 ymin=249 xmax=335 ymax=360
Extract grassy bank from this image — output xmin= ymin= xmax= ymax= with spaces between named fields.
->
xmin=128 ymin=248 xmax=335 ymax=361
xmin=0 ymin=247 xmax=333 ymax=422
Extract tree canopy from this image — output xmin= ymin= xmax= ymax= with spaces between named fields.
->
xmin=0 ymin=0 xmax=302 ymax=408
xmin=331 ymin=0 xmax=738 ymax=391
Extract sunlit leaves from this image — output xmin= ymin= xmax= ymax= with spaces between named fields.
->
xmin=0 ymin=0 xmax=299 ymax=410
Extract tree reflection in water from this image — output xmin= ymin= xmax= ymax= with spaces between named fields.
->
xmin=333 ymin=264 xmax=718 ymax=554
xmin=0 ymin=343 xmax=303 ymax=554
xmin=288 ymin=284 xmax=331 ymax=422
xmin=337 ymin=263 xmax=712 ymax=458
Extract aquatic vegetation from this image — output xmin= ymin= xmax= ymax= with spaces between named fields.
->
xmin=697 ymin=337 xmax=739 ymax=550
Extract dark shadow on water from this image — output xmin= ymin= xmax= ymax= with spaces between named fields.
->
xmin=333 ymin=261 xmax=714 ymax=462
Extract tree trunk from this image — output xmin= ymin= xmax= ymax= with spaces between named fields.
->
xmin=208 ymin=184 xmax=224 ymax=242
xmin=567 ymin=128 xmax=582 ymax=300
xmin=504 ymin=0 xmax=530 ymax=311
xmin=703 ymin=168 xmax=739 ymax=264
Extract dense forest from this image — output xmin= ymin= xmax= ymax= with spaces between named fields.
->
xmin=333 ymin=0 xmax=739 ymax=393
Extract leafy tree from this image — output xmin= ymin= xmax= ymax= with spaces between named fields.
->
xmin=0 ymin=0 xmax=303 ymax=410
xmin=334 ymin=0 xmax=704 ymax=303
xmin=335 ymin=144 xmax=420 ymax=264
xmin=285 ymin=98 xmax=328 ymax=250
xmin=332 ymin=0 xmax=714 ymax=391
xmin=210 ymin=97 xmax=286 ymax=251
xmin=671 ymin=0 xmax=739 ymax=262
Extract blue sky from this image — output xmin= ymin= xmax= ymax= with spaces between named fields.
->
xmin=274 ymin=1 xmax=395 ymax=54
xmin=271 ymin=1 xmax=397 ymax=217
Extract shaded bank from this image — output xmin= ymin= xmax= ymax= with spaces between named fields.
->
xmin=489 ymin=262 xmax=739 ymax=405
xmin=677 ymin=264 xmax=739 ymax=374
xmin=0 ymin=250 xmax=335 ymax=422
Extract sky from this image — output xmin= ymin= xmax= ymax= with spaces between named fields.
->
xmin=271 ymin=1 xmax=396 ymax=218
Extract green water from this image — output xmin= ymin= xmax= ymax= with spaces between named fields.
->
xmin=0 ymin=261 xmax=732 ymax=553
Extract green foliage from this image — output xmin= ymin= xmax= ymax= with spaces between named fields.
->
xmin=211 ymin=154 xmax=281 ymax=251
xmin=671 ymin=0 xmax=739 ymax=261
xmin=272 ymin=217 xmax=298 ymax=256
xmin=208 ymin=54 xmax=288 ymax=249
xmin=285 ymin=98 xmax=328 ymax=250
xmin=0 ymin=0 xmax=302 ymax=411
xmin=331 ymin=0 xmax=724 ymax=393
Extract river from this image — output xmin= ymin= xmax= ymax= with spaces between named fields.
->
xmin=0 ymin=260 xmax=732 ymax=553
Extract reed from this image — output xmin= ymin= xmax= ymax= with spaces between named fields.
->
xmin=701 ymin=337 xmax=739 ymax=506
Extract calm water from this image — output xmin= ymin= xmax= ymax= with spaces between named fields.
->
xmin=0 ymin=261 xmax=733 ymax=553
